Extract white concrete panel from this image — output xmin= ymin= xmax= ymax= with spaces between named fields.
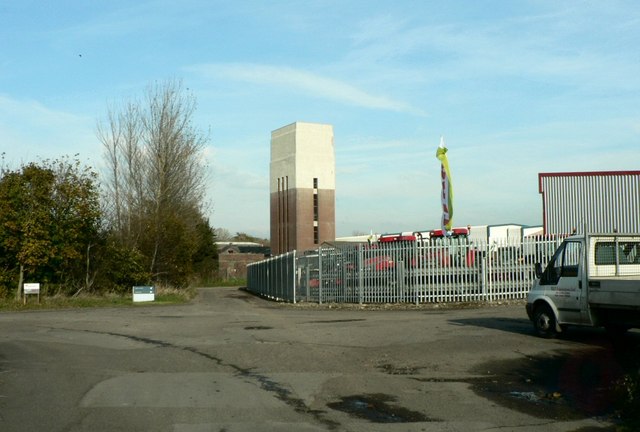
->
xmin=270 ymin=122 xmax=335 ymax=192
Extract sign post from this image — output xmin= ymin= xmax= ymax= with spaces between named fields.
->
xmin=23 ymin=283 xmax=40 ymax=305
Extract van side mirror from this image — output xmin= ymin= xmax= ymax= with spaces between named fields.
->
xmin=535 ymin=263 xmax=543 ymax=279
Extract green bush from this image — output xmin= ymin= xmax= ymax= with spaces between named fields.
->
xmin=92 ymin=241 xmax=151 ymax=294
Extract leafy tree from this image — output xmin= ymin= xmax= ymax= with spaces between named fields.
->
xmin=91 ymin=238 xmax=151 ymax=294
xmin=0 ymin=163 xmax=55 ymax=298
xmin=193 ymin=219 xmax=218 ymax=285
xmin=49 ymin=158 xmax=102 ymax=289
xmin=0 ymin=158 xmax=101 ymax=297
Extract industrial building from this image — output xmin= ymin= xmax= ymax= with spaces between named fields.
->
xmin=215 ymin=242 xmax=270 ymax=280
xmin=539 ymin=170 xmax=640 ymax=235
xmin=270 ymin=122 xmax=336 ymax=255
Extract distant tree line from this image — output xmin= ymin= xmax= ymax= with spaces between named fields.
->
xmin=0 ymin=80 xmax=219 ymax=299
xmin=214 ymin=228 xmax=269 ymax=245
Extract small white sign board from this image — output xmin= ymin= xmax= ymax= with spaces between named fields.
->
xmin=23 ymin=283 xmax=40 ymax=304
xmin=133 ymin=286 xmax=155 ymax=302
xmin=24 ymin=283 xmax=40 ymax=294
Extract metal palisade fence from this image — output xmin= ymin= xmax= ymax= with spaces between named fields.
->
xmin=246 ymin=236 xmax=564 ymax=304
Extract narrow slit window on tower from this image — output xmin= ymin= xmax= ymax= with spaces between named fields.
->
xmin=314 ymin=225 xmax=319 ymax=244
xmin=313 ymin=193 xmax=318 ymax=221
xmin=313 ymin=177 xmax=318 ymax=189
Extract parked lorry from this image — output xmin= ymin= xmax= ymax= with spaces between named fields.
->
xmin=526 ymin=233 xmax=640 ymax=337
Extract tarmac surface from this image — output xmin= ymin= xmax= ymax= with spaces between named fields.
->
xmin=0 ymin=286 xmax=635 ymax=432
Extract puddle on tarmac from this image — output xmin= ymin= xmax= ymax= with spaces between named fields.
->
xmin=468 ymin=345 xmax=629 ymax=422
xmin=327 ymin=393 xmax=436 ymax=423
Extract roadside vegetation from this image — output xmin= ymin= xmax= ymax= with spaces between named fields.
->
xmin=0 ymin=286 xmax=198 ymax=311
xmin=0 ymin=80 xmax=223 ymax=307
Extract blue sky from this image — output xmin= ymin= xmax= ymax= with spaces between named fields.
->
xmin=1 ymin=1 xmax=639 ymax=238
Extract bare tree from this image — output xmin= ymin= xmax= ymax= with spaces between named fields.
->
xmin=214 ymin=228 xmax=232 ymax=242
xmin=98 ymin=80 xmax=210 ymax=284
xmin=97 ymin=101 xmax=144 ymax=247
xmin=141 ymin=81 xmax=207 ymax=274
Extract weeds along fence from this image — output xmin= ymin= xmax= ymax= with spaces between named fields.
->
xmin=246 ymin=236 xmax=564 ymax=304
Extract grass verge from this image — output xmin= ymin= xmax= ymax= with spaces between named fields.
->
xmin=0 ymin=286 xmax=197 ymax=312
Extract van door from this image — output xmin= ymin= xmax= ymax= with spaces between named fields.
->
xmin=539 ymin=240 xmax=585 ymax=324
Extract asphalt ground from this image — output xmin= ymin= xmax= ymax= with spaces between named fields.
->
xmin=0 ymin=286 xmax=635 ymax=432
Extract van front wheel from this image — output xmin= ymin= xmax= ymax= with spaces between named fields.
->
xmin=533 ymin=304 xmax=557 ymax=338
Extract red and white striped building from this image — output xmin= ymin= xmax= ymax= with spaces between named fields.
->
xmin=538 ymin=171 xmax=640 ymax=235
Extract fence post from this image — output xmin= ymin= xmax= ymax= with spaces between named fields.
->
xmin=358 ymin=245 xmax=364 ymax=305
xmin=414 ymin=240 xmax=419 ymax=305
xmin=481 ymin=254 xmax=487 ymax=301
xmin=397 ymin=261 xmax=405 ymax=302
xmin=318 ymin=245 xmax=323 ymax=304
xmin=308 ymin=261 xmax=312 ymax=302
xmin=292 ymin=251 xmax=297 ymax=303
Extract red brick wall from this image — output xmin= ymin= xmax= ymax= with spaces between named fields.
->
xmin=218 ymin=253 xmax=265 ymax=279
xmin=270 ymin=188 xmax=335 ymax=255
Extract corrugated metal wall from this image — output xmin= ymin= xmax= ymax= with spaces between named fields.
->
xmin=539 ymin=171 xmax=640 ymax=235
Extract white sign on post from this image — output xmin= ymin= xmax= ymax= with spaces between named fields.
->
xmin=23 ymin=283 xmax=40 ymax=304
xmin=24 ymin=283 xmax=40 ymax=294
xmin=132 ymin=286 xmax=155 ymax=302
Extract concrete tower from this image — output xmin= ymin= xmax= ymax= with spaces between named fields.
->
xmin=270 ymin=122 xmax=335 ymax=255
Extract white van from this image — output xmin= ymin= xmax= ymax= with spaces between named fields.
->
xmin=526 ymin=233 xmax=640 ymax=337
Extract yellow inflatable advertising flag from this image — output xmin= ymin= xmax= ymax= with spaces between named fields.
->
xmin=436 ymin=136 xmax=453 ymax=233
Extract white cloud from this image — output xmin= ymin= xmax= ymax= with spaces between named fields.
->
xmin=344 ymin=7 xmax=640 ymax=93
xmin=0 ymin=94 xmax=98 ymax=166
xmin=187 ymin=63 xmax=426 ymax=116
xmin=0 ymin=94 xmax=83 ymax=127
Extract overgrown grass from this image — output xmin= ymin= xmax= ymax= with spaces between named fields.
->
xmin=0 ymin=286 xmax=198 ymax=311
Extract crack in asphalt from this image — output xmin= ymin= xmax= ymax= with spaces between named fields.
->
xmin=304 ymin=319 xmax=366 ymax=324
xmin=70 ymin=328 xmax=341 ymax=430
